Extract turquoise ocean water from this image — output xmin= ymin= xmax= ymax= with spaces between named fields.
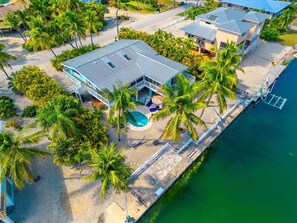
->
xmin=140 ymin=59 xmax=297 ymax=223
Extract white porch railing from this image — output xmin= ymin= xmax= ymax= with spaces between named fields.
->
xmin=130 ymin=80 xmax=162 ymax=94
xmin=85 ymin=86 xmax=110 ymax=106
xmin=63 ymin=70 xmax=81 ymax=85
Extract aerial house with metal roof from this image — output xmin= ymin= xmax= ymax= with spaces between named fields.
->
xmin=221 ymin=0 xmax=291 ymax=17
xmin=62 ymin=40 xmax=193 ymax=108
xmin=180 ymin=7 xmax=269 ymax=54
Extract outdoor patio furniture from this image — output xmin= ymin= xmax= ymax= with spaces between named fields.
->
xmin=141 ymin=96 xmax=146 ymax=104
xmin=149 ymin=105 xmax=160 ymax=112
xmin=146 ymin=98 xmax=153 ymax=107
xmin=128 ymin=136 xmax=145 ymax=148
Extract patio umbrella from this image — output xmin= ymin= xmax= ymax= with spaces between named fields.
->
xmin=152 ymin=95 xmax=163 ymax=105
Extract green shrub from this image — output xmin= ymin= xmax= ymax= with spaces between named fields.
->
xmin=11 ymin=66 xmax=67 ymax=106
xmin=261 ymin=26 xmax=280 ymax=41
xmin=51 ymin=45 xmax=99 ymax=71
xmin=186 ymin=7 xmax=208 ymax=19
xmin=6 ymin=117 xmax=22 ymax=130
xmin=0 ymin=96 xmax=16 ymax=119
xmin=22 ymin=105 xmax=39 ymax=117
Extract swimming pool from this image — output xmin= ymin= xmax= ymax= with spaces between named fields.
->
xmin=0 ymin=0 xmax=10 ymax=5
xmin=127 ymin=111 xmax=148 ymax=127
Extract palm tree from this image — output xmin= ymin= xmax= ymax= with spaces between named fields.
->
xmin=198 ymin=42 xmax=242 ymax=115
xmin=0 ymin=44 xmax=16 ymax=78
xmin=83 ymin=143 xmax=132 ymax=198
xmin=58 ymin=11 xmax=86 ymax=48
xmin=37 ymin=95 xmax=84 ymax=139
xmin=5 ymin=12 xmax=27 ymax=42
xmin=0 ymin=126 xmax=50 ymax=189
xmin=24 ymin=16 xmax=57 ymax=56
xmin=84 ymin=10 xmax=101 ymax=47
xmin=151 ymin=74 xmax=206 ymax=142
xmin=103 ymin=81 xmax=137 ymax=141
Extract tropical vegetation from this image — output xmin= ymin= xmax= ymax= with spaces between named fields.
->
xmin=103 ymin=81 xmax=137 ymax=141
xmin=21 ymin=105 xmax=39 ymax=117
xmin=186 ymin=0 xmax=218 ymax=19
xmin=197 ymin=42 xmax=242 ymax=114
xmin=83 ymin=142 xmax=132 ymax=198
xmin=51 ymin=44 xmax=99 ymax=71
xmin=9 ymin=66 xmax=67 ymax=106
xmin=0 ymin=43 xmax=16 ymax=78
xmin=261 ymin=5 xmax=297 ymax=42
xmin=5 ymin=0 xmax=108 ymax=53
xmin=0 ymin=125 xmax=50 ymax=189
xmin=151 ymin=74 xmax=206 ymax=141
xmin=0 ymin=96 xmax=16 ymax=119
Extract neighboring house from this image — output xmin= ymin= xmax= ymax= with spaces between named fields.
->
xmin=0 ymin=176 xmax=14 ymax=223
xmin=62 ymin=39 xmax=193 ymax=108
xmin=221 ymin=0 xmax=291 ymax=17
xmin=180 ymin=7 xmax=269 ymax=54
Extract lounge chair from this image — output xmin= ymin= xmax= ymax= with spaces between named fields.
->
xmin=128 ymin=136 xmax=145 ymax=147
xmin=149 ymin=105 xmax=160 ymax=112
xmin=141 ymin=96 xmax=146 ymax=104
xmin=146 ymin=98 xmax=152 ymax=107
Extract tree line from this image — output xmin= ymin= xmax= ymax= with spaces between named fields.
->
xmin=5 ymin=0 xmax=108 ymax=55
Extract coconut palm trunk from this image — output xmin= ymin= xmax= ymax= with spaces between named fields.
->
xmin=0 ymin=65 xmax=9 ymax=78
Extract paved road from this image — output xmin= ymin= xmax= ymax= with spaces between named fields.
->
xmin=5 ymin=6 xmax=186 ymax=74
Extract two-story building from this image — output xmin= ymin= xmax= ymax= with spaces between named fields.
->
xmin=180 ymin=7 xmax=269 ymax=54
xmin=62 ymin=39 xmax=193 ymax=108
xmin=0 ymin=175 xmax=14 ymax=223
xmin=221 ymin=0 xmax=291 ymax=17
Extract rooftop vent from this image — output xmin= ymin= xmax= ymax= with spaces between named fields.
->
xmin=107 ymin=62 xmax=116 ymax=68
xmin=208 ymin=15 xmax=218 ymax=21
xmin=123 ymin=54 xmax=131 ymax=60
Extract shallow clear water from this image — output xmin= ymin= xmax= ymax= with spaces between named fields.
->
xmin=140 ymin=59 xmax=297 ymax=223
xmin=128 ymin=111 xmax=148 ymax=127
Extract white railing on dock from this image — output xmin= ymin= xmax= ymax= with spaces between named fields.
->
xmin=128 ymin=143 xmax=171 ymax=183
xmin=193 ymin=100 xmax=242 ymax=147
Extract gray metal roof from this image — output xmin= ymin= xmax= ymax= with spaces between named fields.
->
xmin=180 ymin=22 xmax=217 ymax=41
xmin=221 ymin=0 xmax=290 ymax=14
xmin=197 ymin=7 xmax=247 ymax=24
xmin=181 ymin=7 xmax=269 ymax=38
xmin=136 ymin=53 xmax=188 ymax=83
xmin=243 ymin=11 xmax=270 ymax=24
xmin=62 ymin=40 xmax=188 ymax=91
xmin=217 ymin=20 xmax=254 ymax=35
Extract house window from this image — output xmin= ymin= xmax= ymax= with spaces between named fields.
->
xmin=6 ymin=178 xmax=13 ymax=198
xmin=137 ymin=77 xmax=143 ymax=83
xmin=211 ymin=41 xmax=215 ymax=45
xmin=107 ymin=62 xmax=116 ymax=68
xmin=123 ymin=54 xmax=131 ymax=60
xmin=188 ymin=34 xmax=194 ymax=38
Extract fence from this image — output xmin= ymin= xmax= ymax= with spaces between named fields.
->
xmin=128 ymin=143 xmax=171 ymax=183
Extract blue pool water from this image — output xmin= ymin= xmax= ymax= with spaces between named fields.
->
xmin=127 ymin=111 xmax=148 ymax=127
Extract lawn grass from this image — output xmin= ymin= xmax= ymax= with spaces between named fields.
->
xmin=125 ymin=0 xmax=175 ymax=13
xmin=126 ymin=1 xmax=157 ymax=13
xmin=279 ymin=30 xmax=297 ymax=46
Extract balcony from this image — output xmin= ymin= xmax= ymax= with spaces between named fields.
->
xmin=63 ymin=70 xmax=81 ymax=85
xmin=68 ymin=84 xmax=110 ymax=107
xmin=130 ymin=80 xmax=162 ymax=94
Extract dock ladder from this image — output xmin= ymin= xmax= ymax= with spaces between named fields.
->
xmin=260 ymin=78 xmax=287 ymax=110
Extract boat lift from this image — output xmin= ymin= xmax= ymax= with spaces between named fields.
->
xmin=259 ymin=78 xmax=287 ymax=110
